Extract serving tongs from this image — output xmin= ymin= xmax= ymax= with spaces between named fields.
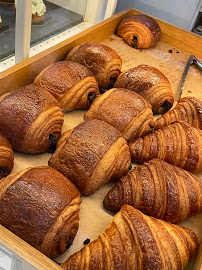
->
xmin=178 ymin=55 xmax=202 ymax=101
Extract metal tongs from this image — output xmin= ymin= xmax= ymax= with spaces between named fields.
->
xmin=178 ymin=55 xmax=202 ymax=101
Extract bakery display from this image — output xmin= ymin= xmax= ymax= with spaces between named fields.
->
xmin=0 ymin=84 xmax=64 ymax=154
xmin=116 ymin=14 xmax=161 ymax=49
xmin=114 ymin=65 xmax=174 ymax=114
xmin=0 ymin=9 xmax=201 ymax=269
xmin=49 ymin=119 xmax=131 ymax=195
xmin=129 ymin=121 xmax=202 ymax=173
xmin=65 ymin=41 xmax=122 ymax=90
xmin=34 ymin=61 xmax=99 ymax=112
xmin=0 ymin=166 xmax=81 ymax=259
xmin=154 ymin=96 xmax=202 ymax=130
xmin=0 ymin=132 xmax=14 ymax=179
xmin=104 ymin=158 xmax=202 ymax=223
xmin=84 ymin=88 xmax=154 ymax=141
xmin=61 ymin=205 xmax=199 ymax=270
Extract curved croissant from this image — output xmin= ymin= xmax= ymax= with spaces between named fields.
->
xmin=34 ymin=61 xmax=99 ymax=111
xmin=65 ymin=41 xmax=122 ymax=90
xmin=114 ymin=65 xmax=174 ymax=114
xmin=104 ymin=158 xmax=202 ymax=223
xmin=49 ymin=119 xmax=131 ymax=195
xmin=0 ymin=132 xmax=14 ymax=179
xmin=155 ymin=96 xmax=202 ymax=130
xmin=84 ymin=88 xmax=154 ymax=141
xmin=61 ymin=205 xmax=199 ymax=270
xmin=0 ymin=84 xmax=64 ymax=154
xmin=0 ymin=166 xmax=81 ymax=259
xmin=129 ymin=121 xmax=202 ymax=173
xmin=116 ymin=14 xmax=161 ymax=49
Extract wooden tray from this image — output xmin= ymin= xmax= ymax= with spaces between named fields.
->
xmin=0 ymin=8 xmax=202 ymax=270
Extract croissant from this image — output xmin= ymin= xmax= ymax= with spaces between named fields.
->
xmin=104 ymin=158 xmax=202 ymax=223
xmin=129 ymin=121 xmax=202 ymax=173
xmin=65 ymin=41 xmax=122 ymax=90
xmin=155 ymin=96 xmax=202 ymax=130
xmin=0 ymin=132 xmax=14 ymax=179
xmin=34 ymin=61 xmax=99 ymax=111
xmin=0 ymin=166 xmax=81 ymax=259
xmin=116 ymin=14 xmax=161 ymax=49
xmin=61 ymin=205 xmax=199 ymax=270
xmin=0 ymin=84 xmax=64 ymax=154
xmin=114 ymin=65 xmax=174 ymax=114
xmin=48 ymin=119 xmax=131 ymax=195
xmin=84 ymin=88 xmax=154 ymax=141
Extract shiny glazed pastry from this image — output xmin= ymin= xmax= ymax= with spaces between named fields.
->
xmin=61 ymin=205 xmax=199 ymax=270
xmin=84 ymin=88 xmax=154 ymax=141
xmin=49 ymin=119 xmax=131 ymax=195
xmin=65 ymin=41 xmax=122 ymax=90
xmin=155 ymin=96 xmax=202 ymax=130
xmin=104 ymin=158 xmax=202 ymax=223
xmin=0 ymin=166 xmax=81 ymax=259
xmin=34 ymin=61 xmax=99 ymax=111
xmin=0 ymin=84 xmax=64 ymax=154
xmin=116 ymin=14 xmax=161 ymax=48
xmin=0 ymin=132 xmax=14 ymax=179
xmin=114 ymin=65 xmax=174 ymax=114
xmin=129 ymin=121 xmax=202 ymax=173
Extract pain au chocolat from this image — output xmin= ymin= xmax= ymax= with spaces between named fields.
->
xmin=0 ymin=166 xmax=81 ymax=259
xmin=114 ymin=65 xmax=174 ymax=114
xmin=0 ymin=132 xmax=14 ymax=179
xmin=129 ymin=121 xmax=202 ymax=173
xmin=49 ymin=119 xmax=131 ymax=195
xmin=116 ymin=14 xmax=161 ymax=49
xmin=155 ymin=96 xmax=202 ymax=130
xmin=34 ymin=61 xmax=99 ymax=111
xmin=61 ymin=205 xmax=199 ymax=270
xmin=65 ymin=41 xmax=122 ymax=90
xmin=104 ymin=158 xmax=202 ymax=224
xmin=84 ymin=88 xmax=154 ymax=141
xmin=0 ymin=84 xmax=63 ymax=154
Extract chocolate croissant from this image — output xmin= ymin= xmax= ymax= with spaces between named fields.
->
xmin=104 ymin=158 xmax=202 ymax=223
xmin=84 ymin=88 xmax=154 ymax=141
xmin=65 ymin=41 xmax=122 ymax=90
xmin=49 ymin=119 xmax=131 ymax=195
xmin=0 ymin=84 xmax=64 ymax=154
xmin=34 ymin=61 xmax=99 ymax=111
xmin=0 ymin=132 xmax=14 ymax=179
xmin=61 ymin=205 xmax=199 ymax=270
xmin=129 ymin=121 xmax=202 ymax=173
xmin=155 ymin=96 xmax=202 ymax=130
xmin=114 ymin=65 xmax=174 ymax=114
xmin=116 ymin=14 xmax=161 ymax=49
xmin=0 ymin=166 xmax=81 ymax=259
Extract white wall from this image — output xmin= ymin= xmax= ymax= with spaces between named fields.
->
xmin=47 ymin=0 xmax=88 ymax=16
xmin=115 ymin=0 xmax=200 ymax=29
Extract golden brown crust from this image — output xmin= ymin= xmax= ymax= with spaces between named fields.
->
xmin=61 ymin=205 xmax=199 ymax=270
xmin=65 ymin=42 xmax=122 ymax=89
xmin=104 ymin=158 xmax=202 ymax=223
xmin=0 ymin=132 xmax=14 ymax=179
xmin=155 ymin=96 xmax=202 ymax=129
xmin=0 ymin=84 xmax=64 ymax=153
xmin=0 ymin=166 xmax=81 ymax=259
xmin=114 ymin=65 xmax=174 ymax=114
xmin=34 ymin=61 xmax=99 ymax=111
xmin=49 ymin=119 xmax=131 ymax=195
xmin=117 ymin=14 xmax=161 ymax=49
xmin=129 ymin=121 xmax=202 ymax=173
xmin=84 ymin=88 xmax=154 ymax=141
